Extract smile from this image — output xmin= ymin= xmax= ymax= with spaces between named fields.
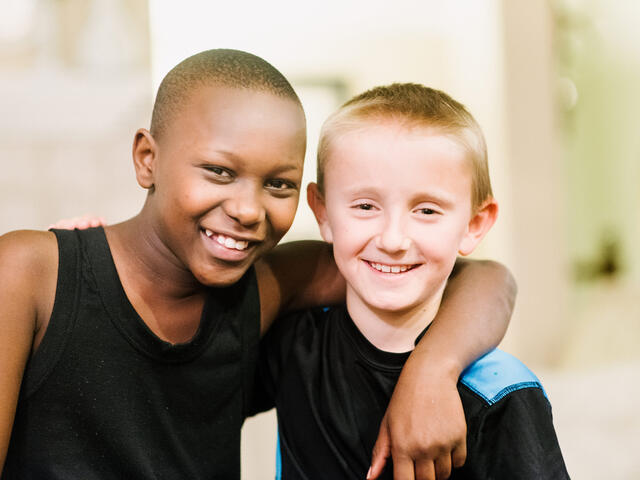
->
xmin=203 ymin=229 xmax=250 ymax=251
xmin=366 ymin=261 xmax=419 ymax=274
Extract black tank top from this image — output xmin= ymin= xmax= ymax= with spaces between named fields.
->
xmin=3 ymin=228 xmax=261 ymax=480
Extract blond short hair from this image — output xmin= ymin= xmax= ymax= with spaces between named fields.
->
xmin=317 ymin=83 xmax=492 ymax=211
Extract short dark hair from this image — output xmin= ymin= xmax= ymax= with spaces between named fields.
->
xmin=150 ymin=49 xmax=302 ymax=138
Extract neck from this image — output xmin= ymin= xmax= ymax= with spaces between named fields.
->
xmin=105 ymin=214 xmax=206 ymax=302
xmin=346 ymin=284 xmax=446 ymax=353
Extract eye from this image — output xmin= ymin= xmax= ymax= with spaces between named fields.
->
xmin=356 ymin=203 xmax=374 ymax=211
xmin=204 ymin=165 xmax=233 ymax=180
xmin=419 ymin=208 xmax=436 ymax=215
xmin=265 ymin=178 xmax=298 ymax=193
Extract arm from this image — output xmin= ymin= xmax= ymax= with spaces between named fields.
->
xmin=0 ymin=231 xmax=57 ymax=474
xmin=369 ymin=258 xmax=516 ymax=480
xmin=254 ymin=240 xmax=345 ymax=335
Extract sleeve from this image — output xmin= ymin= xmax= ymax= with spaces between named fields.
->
xmin=462 ymin=387 xmax=570 ymax=479
xmin=245 ymin=311 xmax=303 ymax=417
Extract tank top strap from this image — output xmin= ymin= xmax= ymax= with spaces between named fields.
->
xmin=21 ymin=228 xmax=82 ymax=398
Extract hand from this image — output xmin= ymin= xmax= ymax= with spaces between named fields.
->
xmin=48 ymin=214 xmax=107 ymax=230
xmin=368 ymin=364 xmax=467 ymax=480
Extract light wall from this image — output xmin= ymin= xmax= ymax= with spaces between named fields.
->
xmin=0 ymin=0 xmax=152 ymax=231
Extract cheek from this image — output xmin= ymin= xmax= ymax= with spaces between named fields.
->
xmin=413 ymin=222 xmax=464 ymax=259
xmin=330 ymin=225 xmax=370 ymax=263
xmin=266 ymin=196 xmax=299 ymax=234
xmin=159 ymin=169 xmax=208 ymax=207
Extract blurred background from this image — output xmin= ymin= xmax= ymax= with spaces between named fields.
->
xmin=1 ymin=0 xmax=638 ymax=477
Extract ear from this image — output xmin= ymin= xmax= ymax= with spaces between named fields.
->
xmin=307 ymin=182 xmax=333 ymax=243
xmin=132 ymin=128 xmax=157 ymax=190
xmin=458 ymin=199 xmax=498 ymax=256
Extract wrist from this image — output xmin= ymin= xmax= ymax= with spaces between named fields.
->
xmin=407 ymin=349 xmax=464 ymax=382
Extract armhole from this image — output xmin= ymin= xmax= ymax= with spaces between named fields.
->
xmin=241 ymin=265 xmax=261 ymax=418
xmin=20 ymin=229 xmax=81 ymax=398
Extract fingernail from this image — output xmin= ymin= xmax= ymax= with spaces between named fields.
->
xmin=366 ymin=466 xmax=372 ymax=479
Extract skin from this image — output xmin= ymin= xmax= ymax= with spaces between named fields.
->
xmin=308 ymin=121 xmax=499 ymax=479
xmin=0 ymin=85 xmax=515 ymax=479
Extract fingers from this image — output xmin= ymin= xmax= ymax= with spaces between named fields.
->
xmin=414 ymin=459 xmax=436 ymax=480
xmin=88 ymin=216 xmax=107 ymax=228
xmin=392 ymin=454 xmax=416 ymax=480
xmin=368 ymin=418 xmax=391 ymax=479
xmin=451 ymin=441 xmax=467 ymax=469
xmin=377 ymin=441 xmax=463 ymax=480
xmin=433 ymin=454 xmax=452 ymax=479
xmin=48 ymin=215 xmax=107 ymax=230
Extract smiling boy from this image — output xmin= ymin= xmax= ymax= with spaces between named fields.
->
xmin=252 ymin=83 xmax=569 ymax=479
xmin=0 ymin=52 xmax=515 ymax=479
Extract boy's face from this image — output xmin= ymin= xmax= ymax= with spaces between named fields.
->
xmin=143 ymin=85 xmax=306 ymax=287
xmin=311 ymin=122 xmax=490 ymax=316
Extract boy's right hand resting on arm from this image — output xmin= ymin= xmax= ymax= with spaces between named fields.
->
xmin=0 ymin=231 xmax=58 ymax=474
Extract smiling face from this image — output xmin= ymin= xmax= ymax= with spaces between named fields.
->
xmin=309 ymin=121 xmax=495 ymax=320
xmin=137 ymin=85 xmax=306 ymax=287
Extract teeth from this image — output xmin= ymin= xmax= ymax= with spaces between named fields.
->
xmin=370 ymin=262 xmax=413 ymax=274
xmin=203 ymin=230 xmax=249 ymax=251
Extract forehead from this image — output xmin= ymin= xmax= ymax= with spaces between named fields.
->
xmin=325 ymin=124 xmax=471 ymax=202
xmin=326 ymin=122 xmax=471 ymax=182
xmin=159 ymin=85 xmax=307 ymax=168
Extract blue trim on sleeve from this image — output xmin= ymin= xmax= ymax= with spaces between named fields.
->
xmin=460 ymin=349 xmax=547 ymax=405
xmin=275 ymin=430 xmax=282 ymax=480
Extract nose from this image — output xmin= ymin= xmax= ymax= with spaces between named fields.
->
xmin=375 ymin=213 xmax=411 ymax=253
xmin=223 ymin=183 xmax=265 ymax=227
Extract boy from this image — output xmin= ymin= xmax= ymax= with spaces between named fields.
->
xmin=252 ymin=83 xmax=569 ymax=479
xmin=0 ymin=51 xmax=514 ymax=479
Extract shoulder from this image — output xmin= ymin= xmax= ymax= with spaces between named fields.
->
xmin=0 ymin=230 xmax=58 ymax=278
xmin=261 ymin=306 xmax=338 ymax=361
xmin=460 ymin=349 xmax=547 ymax=406
xmin=267 ymin=306 xmax=333 ymax=338
xmin=254 ymin=241 xmax=342 ymax=335
xmin=0 ymin=230 xmax=59 ymax=326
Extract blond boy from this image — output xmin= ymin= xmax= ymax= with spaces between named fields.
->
xmin=253 ymin=83 xmax=569 ymax=480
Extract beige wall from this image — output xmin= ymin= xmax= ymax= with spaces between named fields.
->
xmin=0 ymin=0 xmax=152 ymax=232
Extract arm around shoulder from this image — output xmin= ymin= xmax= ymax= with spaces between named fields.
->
xmin=0 ymin=230 xmax=58 ymax=474
xmin=255 ymin=240 xmax=345 ymax=335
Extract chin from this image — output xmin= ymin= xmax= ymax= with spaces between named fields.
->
xmin=367 ymin=297 xmax=420 ymax=314
xmin=195 ymin=264 xmax=250 ymax=288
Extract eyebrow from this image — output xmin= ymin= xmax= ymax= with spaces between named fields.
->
xmin=411 ymin=191 xmax=456 ymax=209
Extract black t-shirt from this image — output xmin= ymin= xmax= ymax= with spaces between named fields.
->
xmin=3 ymin=228 xmax=261 ymax=480
xmin=251 ymin=305 xmax=570 ymax=480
